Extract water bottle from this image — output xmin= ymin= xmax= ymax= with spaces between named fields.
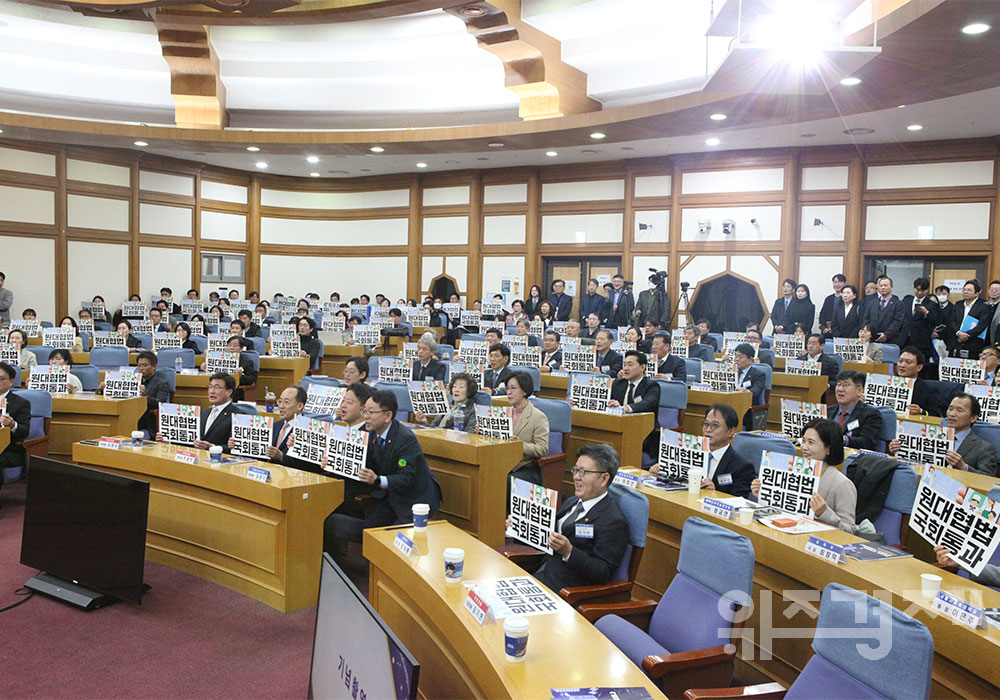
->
xmin=175 ymin=356 xmax=184 ymax=373
xmin=265 ymin=386 xmax=275 ymax=412
xmin=452 ymin=411 xmax=465 ymax=432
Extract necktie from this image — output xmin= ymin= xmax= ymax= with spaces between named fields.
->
xmin=597 ymin=353 xmax=604 ymax=367
xmin=706 ymin=454 xmax=714 ymax=480
xmin=205 ymin=406 xmax=220 ymax=433
xmin=277 ymin=421 xmax=291 ymax=447
xmin=626 ymin=382 xmax=635 ymax=404
xmin=880 ymin=297 xmax=888 ymax=310
xmin=784 ymin=298 xmax=790 ymax=310
xmin=561 ymin=500 xmax=585 ymax=535
xmin=836 ymin=410 xmax=847 ymax=428
xmin=378 ymin=436 xmax=386 ymax=449
xmin=419 ymin=364 xmax=427 ymax=380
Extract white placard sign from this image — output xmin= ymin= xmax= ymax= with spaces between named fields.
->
xmin=78 ymin=319 xmax=94 ymax=335
xmin=833 ymin=337 xmax=864 ymax=363
xmin=656 ymin=429 xmax=710 ymax=483
xmin=182 ymin=301 xmax=203 ymax=317
xmin=207 ymin=333 xmax=226 ymax=354
xmin=671 ymin=330 xmax=688 ymax=358
xmin=475 ymin=404 xmax=514 ymax=439
xmin=502 ymin=334 xmax=528 ymax=348
xmin=322 ymin=314 xmax=345 ymax=332
xmin=400 ymin=342 xmax=420 ymax=362
xmin=352 ymin=324 xmax=381 ymax=346
xmin=780 ymin=398 xmax=826 ymax=440
xmin=122 ymin=301 xmax=147 ymax=319
xmin=482 ymin=300 xmax=504 ymax=317
xmin=863 ymin=373 xmax=914 ymax=413
xmin=132 ymin=320 xmax=154 ymax=335
xmin=206 ymin=350 xmax=239 ymax=374
xmin=92 ymin=331 xmax=126 ymax=348
xmin=460 ymin=310 xmax=481 ymax=332
xmin=702 ymin=361 xmax=737 ymax=392
xmin=29 ymin=365 xmax=69 ymax=393
xmin=569 ymin=373 xmax=612 ymax=412
xmin=449 ymin=360 xmax=486 ymax=387
xmin=508 ymin=477 xmax=558 ymax=554
xmin=43 ymin=328 xmax=75 ymax=350
xmin=966 ymin=384 xmax=1000 ymax=423
xmin=104 ymin=368 xmax=141 ymax=398
xmin=408 ymin=380 xmax=449 ymax=416
xmin=152 ymin=332 xmax=182 ymax=352
xmin=758 ymin=451 xmax=823 ymax=518
xmin=376 ymin=356 xmax=411 ymax=384
xmin=11 ymin=320 xmax=40 ymax=338
xmin=529 ymin=320 xmax=544 ymax=337
xmin=510 ymin=345 xmax=541 ymax=368
xmin=231 ymin=413 xmax=274 ymax=459
xmin=304 ymin=385 xmax=345 ymax=416
xmin=458 ymin=339 xmax=489 ymax=365
xmin=406 ymin=308 xmax=430 ymax=327
xmin=895 ymin=421 xmax=954 ymax=468
xmin=939 ymin=358 xmax=986 ymax=384
xmin=562 ymin=346 xmax=596 ymax=373
xmin=442 ymin=302 xmax=461 ymax=319
xmin=269 ymin=335 xmax=301 ymax=358
xmin=324 ymin=424 xmax=369 ymax=481
xmin=0 ymin=343 xmax=18 ymax=365
xmin=784 ymin=359 xmax=821 ymax=376
xmin=158 ymin=402 xmax=201 ymax=445
xmin=773 ymin=334 xmax=805 ymax=360
xmin=287 ymin=416 xmax=334 ymax=466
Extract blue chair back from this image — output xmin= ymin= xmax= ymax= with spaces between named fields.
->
xmin=684 ymin=357 xmax=702 ymax=383
xmin=190 ymin=335 xmax=208 ymax=353
xmin=90 ymin=346 xmax=129 ymax=370
xmin=828 ymin=353 xmax=844 ymax=375
xmin=731 ymin=432 xmax=796 ymax=475
xmin=438 ymin=345 xmax=455 ymax=361
xmin=259 ymin=326 xmax=271 ymax=340
xmin=608 ymin=484 xmax=649 ymax=580
xmin=758 ymin=348 xmax=775 ymax=367
xmin=374 ymin=381 xmax=412 ymax=418
xmin=473 ymin=390 xmax=492 ymax=407
xmin=655 ymin=379 xmax=687 ymax=431
xmin=971 ymin=421 xmax=1000 ymax=457
xmin=39 ymin=321 xmax=53 ymax=328
xmin=11 ymin=388 xmax=52 ymax=443
xmin=875 ymin=406 xmax=896 ymax=452
xmin=70 ymin=365 xmax=99 ymax=391
xmin=824 ymin=339 xmax=835 ymax=354
xmin=462 ymin=333 xmax=486 ymax=342
xmin=234 ymin=402 xmax=258 ymax=415
xmin=877 ymin=344 xmax=900 ymax=364
xmin=169 ymin=314 xmax=184 ymax=327
xmin=79 ymin=333 xmax=91 ymax=352
xmin=876 ymin=463 xmax=919 ymax=547
xmin=158 ymin=348 xmax=195 ymax=369
xmin=788 ymin=583 xmax=933 ymax=700
xmin=528 ymin=396 xmax=571 ymax=456
xmin=12 ymin=365 xmax=21 ymax=387
xmin=301 ymin=376 xmax=344 ymax=392
xmin=707 ymin=333 xmax=723 ymax=350
xmin=132 ymin=332 xmax=152 ymax=350
xmin=692 ymin=344 xmax=714 ymax=362
xmin=153 ymin=367 xmax=176 ymax=392
xmin=93 ymin=321 xmax=112 ymax=332
xmin=247 ymin=336 xmax=266 ymax=355
xmin=752 ymin=362 xmax=773 ymax=391
xmin=367 ymin=356 xmax=380 ymax=379
xmin=27 ymin=346 xmax=54 ymax=365
xmin=510 ymin=365 xmax=541 ymax=393
xmin=240 ymin=351 xmax=261 ymax=373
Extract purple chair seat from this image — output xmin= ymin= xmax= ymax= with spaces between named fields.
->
xmin=594 ymin=614 xmax=670 ymax=666
xmin=789 ymin=655 xmax=887 ymax=700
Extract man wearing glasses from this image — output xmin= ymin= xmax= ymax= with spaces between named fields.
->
xmin=526 ymin=444 xmax=629 ymax=593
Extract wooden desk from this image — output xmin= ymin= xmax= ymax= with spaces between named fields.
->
xmin=175 ymin=372 xmax=222 ymax=409
xmin=626 ymin=469 xmax=1000 ymax=698
xmin=363 ymin=521 xmax=667 ymax=700
xmin=683 ymin=389 xmax=752 ymax=434
xmin=566 ymin=409 xmax=653 ymax=487
xmin=413 ymin=427 xmax=523 ymax=548
xmin=538 ymin=373 xmax=569 ymax=400
xmin=257 ymin=356 xmax=308 ymax=398
xmin=767 ymin=373 xmax=829 ymax=431
xmin=73 ymin=440 xmax=342 ymax=612
xmin=844 ymin=361 xmax=893 ymax=375
xmin=49 ymin=394 xmax=146 ymax=458
xmin=321 ymin=344 xmax=364 ymax=379
xmin=898 ymin=411 xmax=945 ymax=426
xmin=374 ymin=336 xmax=405 ymax=357
xmin=0 ymin=427 xmax=8 ymax=453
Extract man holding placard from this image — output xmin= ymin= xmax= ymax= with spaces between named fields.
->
xmin=411 ymin=335 xmax=447 ymax=381
xmin=0 ymin=362 xmax=30 ymax=496
xmin=158 ymin=373 xmax=238 ymax=450
xmin=649 ymin=331 xmax=686 ymax=380
xmin=609 ymin=351 xmax=661 ymax=459
xmin=889 ymin=393 xmax=996 ymax=475
xmin=483 ymin=343 xmax=514 ymax=395
xmin=796 ymin=333 xmax=839 ymax=390
xmin=827 ymin=370 xmax=882 ymax=450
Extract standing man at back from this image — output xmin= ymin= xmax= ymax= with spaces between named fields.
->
xmin=607 ymin=274 xmax=634 ymax=328
xmin=865 ymin=275 xmax=905 ymax=344
xmin=548 ymin=280 xmax=573 ymax=322
xmin=899 ymin=277 xmax=940 ymax=378
xmin=0 ymin=272 xmax=11 ymax=325
xmin=579 ymin=278 xmax=608 ymax=326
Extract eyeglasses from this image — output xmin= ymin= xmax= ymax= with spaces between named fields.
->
xmin=702 ymin=421 xmax=725 ymax=430
xmin=570 ymin=467 xmax=604 ymax=477
xmin=361 ymin=408 xmax=388 ymax=417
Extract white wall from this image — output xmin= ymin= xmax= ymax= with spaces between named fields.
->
xmin=422 ymin=216 xmax=468 ymax=245
xmin=482 ymin=257 xmax=525 ymax=301
xmin=797 ymin=256 xmax=844 ymax=328
xmin=634 ymin=175 xmax=672 ymax=198
xmin=865 ymin=202 xmax=990 ymax=240
xmin=0 ymin=185 xmax=54 ymax=225
xmin=261 ymin=188 xmax=409 ymax=210
xmin=423 ymin=186 xmax=469 ymax=206
xmin=421 ymin=256 xmax=468 ymax=293
xmin=633 ymin=256 xmax=668 ymax=292
xmin=140 ymin=170 xmax=194 ymax=197
xmin=201 ymin=180 xmax=248 ymax=204
xmin=682 ymin=168 xmax=784 ymax=194
xmin=542 ymin=179 xmax=625 ymax=202
xmin=140 ymin=246 xmax=191 ymax=304
xmin=484 ymin=215 xmax=526 ymax=245
xmin=201 ymin=210 xmax=247 ymax=242
xmin=67 ymin=194 xmax=129 ymax=231
xmin=680 ymin=205 xmax=781 ymax=241
xmin=260 ymin=217 xmax=407 ymax=246
xmin=800 ymin=205 xmax=846 ymax=241
xmin=67 ymin=159 xmax=130 ymax=187
xmin=0 ymin=236 xmax=55 ymax=321
xmin=0 ymin=147 xmax=55 ymax=177
xmin=68 ymin=240 xmax=129 ymax=314
xmin=541 ymin=213 xmax=623 ymax=243
xmin=139 ymin=203 xmax=193 ymax=237
xmin=867 ymin=161 xmax=993 ymax=189
xmin=484 ymin=183 xmax=527 ymax=204
xmin=801 ymin=166 xmax=848 ymax=190
xmin=260 ymin=254 xmax=408 ymax=301
xmin=634 ymin=210 xmax=669 ymax=242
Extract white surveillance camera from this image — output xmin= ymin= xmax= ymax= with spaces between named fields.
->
xmin=750 ymin=218 xmax=758 ymax=225
xmin=722 ymin=219 xmax=736 ymax=235
xmin=697 ymin=219 xmax=712 ymax=234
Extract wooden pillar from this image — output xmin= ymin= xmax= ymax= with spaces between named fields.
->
xmin=667 ymin=162 xmax=682 ymax=327
xmin=845 ymin=152 xmax=865 ymax=285
xmin=622 ymin=163 xmax=634 ymax=282
xmin=246 ymin=174 xmax=260 ymax=294
xmin=989 ymin=156 xmax=1000 ymax=284
xmin=408 ymin=176 xmax=422 ymax=298
xmin=129 ymin=160 xmax=140 ymax=294
xmin=54 ymin=147 xmax=68 ymax=320
xmin=525 ymin=171 xmax=541 ymax=285
xmin=468 ymin=172 xmax=484 ymax=301
xmin=780 ymin=151 xmax=799 ymax=283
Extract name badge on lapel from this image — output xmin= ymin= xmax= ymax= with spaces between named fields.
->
xmin=847 ymin=420 xmax=859 ymax=431
xmin=742 ymin=381 xmax=752 ymax=388
xmin=575 ymin=523 xmax=594 ymax=539
xmin=718 ymin=473 xmax=733 ymax=486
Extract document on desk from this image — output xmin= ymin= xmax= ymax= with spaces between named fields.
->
xmin=462 ymin=576 xmax=560 ymax=617
xmin=550 ymin=687 xmax=656 ymax=700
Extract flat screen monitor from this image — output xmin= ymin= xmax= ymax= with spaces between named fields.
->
xmin=20 ymin=457 xmax=150 ymax=605
xmin=309 ymin=554 xmax=419 ymax=700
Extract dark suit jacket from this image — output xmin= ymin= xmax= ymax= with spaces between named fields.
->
xmin=910 ymin=378 xmax=960 ymax=417
xmin=534 ymin=493 xmax=629 ymax=593
xmin=865 ymin=295 xmax=905 ymax=343
xmin=712 ymin=446 xmax=755 ymax=498
xmin=655 ymin=353 xmax=687 ymax=381
xmin=899 ymin=294 xmax=940 ymax=357
xmin=697 ymin=334 xmax=719 ymax=351
xmin=830 ymin=302 xmax=863 ymax=339
xmin=0 ymin=391 xmax=32 ymax=469
xmin=828 ymin=401 xmax=883 ymax=451
xmin=610 ymin=377 xmax=661 ymax=428
xmin=949 ymin=299 xmax=991 ymax=357
xmin=368 ymin=420 xmax=442 ymax=522
xmin=634 ymin=289 xmax=671 ymax=330
xmin=770 ymin=297 xmax=795 ymax=331
xmin=548 ymin=293 xmax=573 ymax=322
xmin=607 ymin=288 xmax=635 ymax=328
xmin=736 ymin=365 xmax=766 ymax=405
xmin=594 ymin=349 xmax=623 ymax=379
xmin=690 ymin=343 xmax=714 ymax=362
xmin=579 ymin=294 xmax=609 ymax=325
xmin=200 ymin=402 xmax=238 ymax=448
xmin=244 ymin=322 xmax=263 ymax=338
xmin=958 ymin=431 xmax=997 ymax=476
xmin=819 ymin=293 xmax=842 ymax=330
xmin=272 ymin=418 xmax=322 ymax=475
xmin=541 ymin=349 xmax=563 ymax=371
xmin=796 ymin=352 xmax=839 ymax=389
xmin=412 ymin=358 xmax=447 ymax=382
xmin=580 ymin=326 xmax=601 ymax=341
xmin=785 ymin=298 xmax=815 ymax=333
xmin=483 ymin=365 xmax=514 ymax=395
xmin=138 ymin=372 xmax=173 ymax=435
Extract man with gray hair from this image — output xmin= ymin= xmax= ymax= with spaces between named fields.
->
xmin=412 ymin=333 xmax=447 ymax=381
xmin=516 ymin=443 xmax=630 ymax=593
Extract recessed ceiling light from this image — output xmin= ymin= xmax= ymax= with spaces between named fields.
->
xmin=843 ymin=127 xmax=875 ymax=135
xmin=839 ymin=76 xmax=861 ymax=86
xmin=590 ymin=132 xmax=606 ymax=139
xmin=246 ymin=146 xmax=260 ymax=152
xmin=309 ymin=172 xmax=320 ymax=177
xmin=416 ymin=162 xmax=428 ymax=168
xmin=369 ymin=146 xmax=384 ymax=153
xmin=133 ymin=140 xmax=148 ymax=147
xmin=445 ymin=160 xmax=460 ymax=164
xmin=705 ymin=138 xmax=720 ymax=146
xmin=545 ymin=151 xmax=558 ymax=157
xmin=306 ymin=155 xmax=319 ymax=164
xmin=962 ymin=23 xmax=990 ymax=35
xmin=709 ymin=113 xmax=727 ymax=121
xmin=488 ymin=142 xmax=504 ymax=148
xmin=255 ymin=161 xmax=268 ymax=169
xmin=907 ymin=124 xmax=923 ymax=131
xmin=897 ymin=104 xmax=906 ymax=108
xmin=582 ymin=149 xmax=598 ymax=154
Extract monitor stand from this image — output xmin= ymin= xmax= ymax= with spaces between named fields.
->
xmin=25 ymin=573 xmax=119 ymax=611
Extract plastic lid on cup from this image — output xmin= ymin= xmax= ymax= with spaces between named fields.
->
xmin=412 ymin=503 xmax=430 ymax=515
xmin=209 ymin=445 xmax=223 ymax=453
xmin=443 ymin=547 xmax=464 ymax=561
xmin=503 ymin=615 xmax=529 ymax=633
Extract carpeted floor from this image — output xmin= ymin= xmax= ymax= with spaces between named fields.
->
xmin=0 ymin=481 xmax=369 ymax=700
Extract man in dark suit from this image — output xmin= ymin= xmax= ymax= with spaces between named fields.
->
xmin=580 ymin=313 xmax=603 ymax=340
xmin=199 ymin=373 xmax=239 ymax=448
xmin=228 ymin=319 xmax=255 ymax=351
xmin=797 ymin=333 xmax=840 ymax=390
xmin=529 ymin=444 xmax=629 ymax=593
xmin=650 ymin=332 xmax=686 ymax=380
xmin=633 ymin=273 xmax=671 ymax=331
xmin=733 ymin=343 xmax=767 ymax=429
xmin=237 ymin=309 xmax=263 ymax=338
xmin=484 ymin=343 xmax=514 ymax=394
xmin=579 ymin=279 xmax=609 ymax=325
xmin=540 ymin=330 xmax=563 ymax=372
xmin=327 ymin=390 xmax=442 ymax=548
xmin=818 ymin=274 xmax=846 ymax=337
xmin=948 ymin=279 xmax=991 ymax=359
xmin=770 ymin=278 xmax=797 ymax=334
xmin=865 ymin=276 xmax=905 ymax=344
xmin=607 ymin=274 xmax=634 ymax=328
xmin=899 ymin=277 xmax=940 ymax=376
xmin=890 ymin=393 xmax=996 ymax=476
xmin=548 ymin=279 xmax=573 ymax=322
xmin=609 ymin=351 xmax=662 ymax=458
xmin=695 ymin=319 xmax=718 ymax=351
xmin=827 ymin=370 xmax=883 ymax=451
xmin=412 ymin=335 xmax=447 ymax=381
xmin=159 ymin=286 xmax=182 ymax=316
xmin=593 ymin=330 xmax=623 ymax=379
xmin=135 ymin=351 xmax=171 ymax=437
xmin=0 ymin=361 xmax=31 ymax=496
xmin=682 ymin=325 xmax=714 ymax=362
xmin=896 ymin=347 xmax=954 ymax=417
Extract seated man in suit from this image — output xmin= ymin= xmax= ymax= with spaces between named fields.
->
xmin=827 ymin=370 xmax=883 ymax=450
xmin=593 ymin=329 xmax=623 ymax=379
xmin=484 ymin=343 xmax=514 ymax=395
xmin=484 ymin=327 xmax=503 ymax=348
xmin=239 ymin=384 xmax=313 ymax=472
xmin=134 ymin=351 xmax=172 ymax=437
xmin=514 ymin=319 xmax=541 ymax=346
xmin=650 ymin=331 xmax=686 ymax=381
xmin=580 ymin=312 xmax=602 ymax=340
xmin=979 ymin=346 xmax=999 ymax=386
xmin=889 ymin=393 xmax=997 ymax=475
xmin=236 ymin=309 xmax=263 ymax=338
xmin=695 ymin=319 xmax=718 ymax=351
xmin=228 ymin=319 xmax=255 ymax=351
xmin=411 ymin=335 xmax=447 ymax=381
xmin=733 ymin=343 xmax=767 ymax=430
xmin=326 ymin=390 xmax=442 ymax=550
xmin=681 ymin=325 xmax=713 ymax=362
xmin=650 ymin=403 xmax=754 ymax=498
xmin=157 ymin=372 xmax=238 ymax=450
xmin=0 ymin=361 xmax=31 ymax=496
xmin=539 ymin=330 xmax=563 ymax=372
xmin=148 ymin=307 xmax=169 ymax=333
xmin=525 ymin=444 xmax=630 ymax=594
xmin=797 ymin=333 xmax=840 ymax=390
xmin=897 ymin=346 xmax=954 ymax=417
xmin=608 ymin=350 xmax=662 ymax=459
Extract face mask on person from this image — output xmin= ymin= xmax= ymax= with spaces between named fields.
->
xmin=434 ymin=303 xmax=442 ymax=309
xmin=937 ymin=294 xmax=949 ymax=304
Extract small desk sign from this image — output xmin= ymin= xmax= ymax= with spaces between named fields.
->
xmin=246 ymin=466 xmax=271 ymax=483
xmin=174 ymin=450 xmax=198 ymax=464
xmin=612 ymin=471 xmax=640 ymax=489
xmin=701 ymin=497 xmax=734 ymax=519
xmin=605 ymin=406 xmax=625 ymax=417
xmin=98 ymin=437 xmax=121 ymax=450
xmin=393 ymin=532 xmax=414 ymax=557
xmin=805 ymin=536 xmax=846 ymax=564
xmin=464 ymin=587 xmax=494 ymax=626
xmin=932 ymin=590 xmax=987 ymax=629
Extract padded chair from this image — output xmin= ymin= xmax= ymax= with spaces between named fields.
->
xmin=706 ymin=333 xmax=724 ymax=351
xmin=527 ymin=396 xmax=571 ymax=494
xmin=874 ymin=406 xmax=896 ymax=453
xmin=8 ymin=389 xmax=53 ymax=480
xmin=367 ymin=356 xmax=381 ymax=380
xmin=11 ymin=365 xmax=21 ymax=388
xmin=438 ymin=345 xmax=455 ymax=361
xmin=26 ymin=345 xmax=54 ymax=365
xmin=731 ymin=432 xmax=796 ymax=475
xmin=39 ymin=321 xmax=54 ymax=328
xmin=757 ymin=348 xmax=775 ymax=367
xmin=581 ymin=517 xmax=755 ymax=699
xmin=301 ymin=375 xmax=344 ymax=392
xmin=877 ymin=343 xmax=900 ymax=364
xmin=132 ymin=332 xmax=153 ymax=350
xmin=683 ymin=358 xmax=702 ymax=383
xmin=684 ymin=582 xmax=934 ymax=700
xmin=93 ymin=321 xmax=112 ymax=332
xmin=691 ymin=344 xmax=714 ymax=362
xmin=239 ymin=350 xmax=261 ymax=402
xmin=509 ymin=365 xmax=541 ymax=393
xmin=472 ymin=390 xmax=493 ymax=407
xmin=461 ymin=333 xmax=487 ymax=343
xmin=828 ymin=353 xmax=844 ymax=375
xmin=79 ymin=333 xmax=91 ymax=352
xmin=90 ymin=346 xmax=130 ymax=370
xmin=189 ymin=335 xmax=208 ymax=353
xmin=168 ymin=313 xmax=184 ymax=327
xmin=247 ymin=336 xmax=266 ymax=356
xmin=845 ymin=454 xmax=918 ymax=548
xmin=921 ymin=380 xmax=963 ymax=417
xmin=153 ymin=367 xmax=177 ymax=398
xmin=240 ymin=350 xmax=261 ymax=373
xmin=69 ymin=365 xmax=99 ymax=391
xmin=655 ymin=379 xmax=687 ymax=431
xmin=749 ymin=362 xmax=772 ymax=431
xmin=258 ymin=326 xmax=271 ymax=341
xmin=158 ymin=348 xmax=195 ymax=370
xmin=374 ymin=381 xmax=413 ymax=422
xmin=971 ymin=421 xmax=1000 ymax=457
xmin=234 ymin=402 xmax=258 ymax=415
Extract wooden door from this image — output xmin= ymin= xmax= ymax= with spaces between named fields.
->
xmin=931 ymin=266 xmax=978 ymax=303
xmin=585 ymin=262 xmax=620 ymax=307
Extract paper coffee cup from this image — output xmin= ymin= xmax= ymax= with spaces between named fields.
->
xmin=920 ymin=573 xmax=942 ymax=598
xmin=687 ymin=468 xmax=703 ymax=495
xmin=444 ymin=547 xmax=464 ymax=582
xmin=209 ymin=445 xmax=223 ymax=463
xmin=131 ymin=431 xmax=144 ymax=448
xmin=738 ymin=507 xmax=754 ymax=526
xmin=412 ymin=503 xmax=430 ymax=530
xmin=503 ymin=616 xmax=529 ymax=662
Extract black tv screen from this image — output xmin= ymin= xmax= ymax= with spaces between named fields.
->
xmin=20 ymin=457 xmax=150 ymax=604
